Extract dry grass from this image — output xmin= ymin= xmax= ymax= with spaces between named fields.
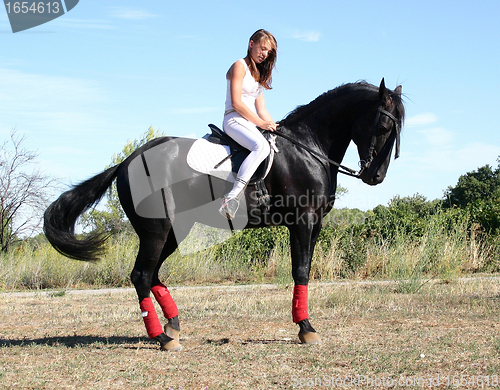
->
xmin=2 ymin=220 xmax=498 ymax=292
xmin=1 ymin=277 xmax=500 ymax=389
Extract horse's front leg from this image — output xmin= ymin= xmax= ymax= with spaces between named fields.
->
xmin=288 ymin=213 xmax=322 ymax=344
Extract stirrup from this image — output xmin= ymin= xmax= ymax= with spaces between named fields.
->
xmin=219 ymin=197 xmax=240 ymax=220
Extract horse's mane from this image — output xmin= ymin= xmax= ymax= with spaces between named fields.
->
xmin=280 ymin=81 xmax=405 ymax=127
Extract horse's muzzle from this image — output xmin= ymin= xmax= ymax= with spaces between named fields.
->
xmin=360 ymin=167 xmax=386 ymax=186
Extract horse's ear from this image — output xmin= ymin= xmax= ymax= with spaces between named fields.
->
xmin=395 ymin=85 xmax=402 ymax=96
xmin=378 ymin=78 xmax=388 ymax=100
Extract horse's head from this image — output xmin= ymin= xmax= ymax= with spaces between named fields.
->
xmin=352 ymin=78 xmax=404 ymax=185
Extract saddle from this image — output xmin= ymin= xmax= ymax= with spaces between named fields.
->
xmin=186 ymin=124 xmax=277 ymax=212
xmin=204 ymin=124 xmax=276 ymax=184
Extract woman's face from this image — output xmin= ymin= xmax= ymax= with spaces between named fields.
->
xmin=249 ymin=39 xmax=272 ymax=64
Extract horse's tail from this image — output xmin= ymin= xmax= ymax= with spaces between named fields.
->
xmin=43 ymin=165 xmax=121 ymax=262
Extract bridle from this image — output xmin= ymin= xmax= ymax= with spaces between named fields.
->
xmin=274 ymin=105 xmax=401 ymax=179
xmin=357 ymin=107 xmax=401 ymax=177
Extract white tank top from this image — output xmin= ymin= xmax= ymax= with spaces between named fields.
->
xmin=225 ymin=59 xmax=262 ymax=114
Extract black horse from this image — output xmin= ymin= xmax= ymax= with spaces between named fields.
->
xmin=44 ymin=79 xmax=404 ymax=351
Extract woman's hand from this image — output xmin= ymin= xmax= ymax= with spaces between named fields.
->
xmin=260 ymin=120 xmax=277 ymax=132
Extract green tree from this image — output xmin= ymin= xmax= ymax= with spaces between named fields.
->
xmin=444 ymin=163 xmax=500 ymax=208
xmin=82 ymin=127 xmax=164 ymax=234
xmin=365 ymin=194 xmax=441 ymax=240
xmin=443 ymin=159 xmax=500 ymax=233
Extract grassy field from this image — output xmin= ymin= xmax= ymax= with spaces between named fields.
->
xmin=1 ymin=277 xmax=500 ymax=389
xmin=1 ymin=218 xmax=494 ymax=292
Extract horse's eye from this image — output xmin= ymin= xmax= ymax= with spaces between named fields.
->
xmin=377 ymin=123 xmax=390 ymax=134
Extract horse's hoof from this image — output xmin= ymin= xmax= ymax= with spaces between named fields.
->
xmin=298 ymin=331 xmax=322 ymax=345
xmin=164 ymin=324 xmax=180 ymax=342
xmin=160 ymin=339 xmax=183 ymax=352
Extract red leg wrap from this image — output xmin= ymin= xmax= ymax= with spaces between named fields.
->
xmin=139 ymin=297 xmax=163 ymax=339
xmin=292 ymin=284 xmax=309 ymax=323
xmin=151 ymin=283 xmax=179 ymax=319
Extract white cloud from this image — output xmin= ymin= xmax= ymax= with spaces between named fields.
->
xmin=419 ymin=127 xmax=455 ymax=147
xmin=336 ymin=140 xmax=500 ymax=210
xmin=109 ymin=7 xmax=158 ymax=20
xmin=52 ymin=18 xmax=115 ymax=30
xmin=0 ymin=68 xmax=126 ymax=182
xmin=0 ymin=68 xmax=106 ymax=110
xmin=290 ymin=30 xmax=321 ymax=42
xmin=410 ymin=142 xmax=500 ymax=175
xmin=0 ymin=68 xmax=108 ymax=136
xmin=406 ymin=112 xmax=438 ymax=127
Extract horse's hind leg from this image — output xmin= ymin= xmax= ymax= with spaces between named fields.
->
xmin=131 ymin=228 xmax=182 ymax=351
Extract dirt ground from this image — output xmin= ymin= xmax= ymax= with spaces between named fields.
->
xmin=1 ymin=278 xmax=500 ymax=389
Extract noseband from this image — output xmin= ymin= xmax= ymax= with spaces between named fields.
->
xmin=273 ymin=105 xmax=401 ymax=179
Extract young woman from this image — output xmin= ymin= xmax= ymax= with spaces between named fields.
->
xmin=219 ymin=29 xmax=278 ymax=220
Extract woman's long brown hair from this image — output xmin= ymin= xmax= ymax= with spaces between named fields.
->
xmin=246 ymin=29 xmax=277 ymax=90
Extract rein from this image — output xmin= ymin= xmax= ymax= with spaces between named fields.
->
xmin=273 ymin=106 xmax=401 ymax=179
xmin=273 ymin=128 xmax=361 ymax=178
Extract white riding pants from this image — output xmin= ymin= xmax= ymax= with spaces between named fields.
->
xmin=223 ymin=112 xmax=271 ymax=199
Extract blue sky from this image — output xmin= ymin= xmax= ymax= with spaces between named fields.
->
xmin=1 ymin=0 xmax=499 ymax=211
